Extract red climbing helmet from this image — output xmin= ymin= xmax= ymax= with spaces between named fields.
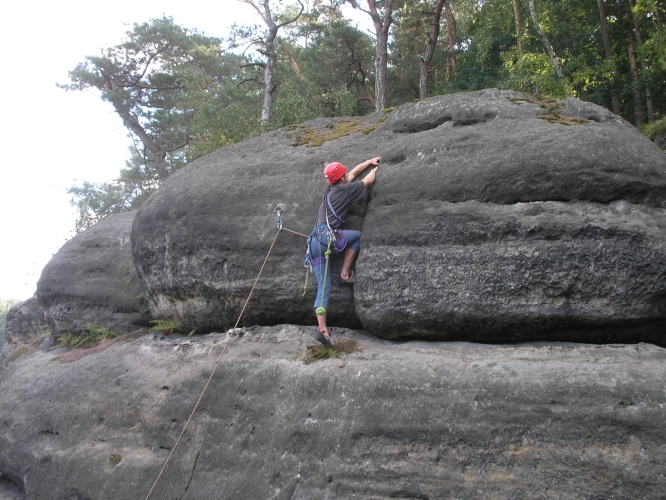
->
xmin=324 ymin=162 xmax=347 ymax=184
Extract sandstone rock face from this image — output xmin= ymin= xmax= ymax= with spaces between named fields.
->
xmin=1 ymin=328 xmax=665 ymax=499
xmin=131 ymin=90 xmax=666 ymax=342
xmin=38 ymin=211 xmax=150 ymax=336
xmin=5 ymin=297 xmax=48 ymax=345
xmin=356 ymin=92 xmax=666 ymax=342
xmin=131 ymin=119 xmax=378 ymax=332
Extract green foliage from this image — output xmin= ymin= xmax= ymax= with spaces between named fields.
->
xmin=56 ymin=323 xmax=118 ymax=349
xmin=297 ymin=20 xmax=376 ymax=114
xmin=502 ymin=50 xmax=569 ymax=98
xmin=149 ymin=318 xmax=195 ymax=336
xmin=62 ymin=17 xmax=257 ymax=231
xmin=641 ymin=116 xmax=666 ymax=141
xmin=150 ymin=319 xmax=182 ymax=335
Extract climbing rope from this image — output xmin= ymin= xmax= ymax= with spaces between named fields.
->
xmin=281 ymin=227 xmax=308 ymax=238
xmin=144 ymin=217 xmax=307 ymax=500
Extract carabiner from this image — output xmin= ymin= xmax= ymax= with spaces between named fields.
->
xmin=274 ymin=206 xmax=283 ymax=230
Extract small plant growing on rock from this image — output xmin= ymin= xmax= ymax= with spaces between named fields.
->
xmin=4 ymin=327 xmax=52 ymax=363
xmin=56 ymin=324 xmax=118 ymax=349
xmin=150 ymin=319 xmax=195 ymax=336
xmin=296 ymin=338 xmax=361 ymax=364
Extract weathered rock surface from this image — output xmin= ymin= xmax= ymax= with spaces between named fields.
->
xmin=1 ymin=326 xmax=665 ymax=499
xmin=4 ymin=297 xmax=48 ymax=345
xmin=359 ymin=200 xmax=666 ymax=343
xmin=37 ymin=211 xmax=150 ymax=336
xmin=131 ymin=89 xmax=666 ymax=342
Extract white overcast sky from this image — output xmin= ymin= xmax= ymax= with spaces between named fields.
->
xmin=0 ymin=1 xmax=367 ymax=301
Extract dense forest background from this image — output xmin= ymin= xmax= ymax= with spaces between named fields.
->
xmin=60 ymin=0 xmax=666 ymax=231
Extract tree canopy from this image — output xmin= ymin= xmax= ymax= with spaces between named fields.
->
xmin=63 ymin=1 xmax=666 ymax=230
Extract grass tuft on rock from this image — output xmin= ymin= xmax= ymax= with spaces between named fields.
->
xmin=4 ymin=327 xmax=51 ymax=364
xmin=297 ymin=338 xmax=361 ymax=364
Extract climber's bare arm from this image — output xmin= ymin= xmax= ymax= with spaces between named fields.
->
xmin=347 ymin=156 xmax=380 ymax=183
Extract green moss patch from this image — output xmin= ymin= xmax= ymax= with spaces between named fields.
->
xmin=288 ymin=119 xmax=379 ymax=147
xmin=509 ymin=97 xmax=587 ymax=125
xmin=108 ymin=453 xmax=122 ymax=467
xmin=296 ymin=338 xmax=361 ymax=364
xmin=537 ymin=113 xmax=588 ymax=125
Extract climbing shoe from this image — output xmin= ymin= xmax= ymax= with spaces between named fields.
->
xmin=316 ymin=330 xmax=334 ymax=348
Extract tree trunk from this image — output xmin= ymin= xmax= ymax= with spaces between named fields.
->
xmin=528 ymin=0 xmax=565 ymax=80
xmin=262 ymin=22 xmax=278 ymax=125
xmin=351 ymin=61 xmax=377 ymax=107
xmin=627 ymin=38 xmax=643 ymax=126
xmin=629 ymin=0 xmax=655 ymax=122
xmin=647 ymin=0 xmax=666 ymax=66
xmin=289 ymin=57 xmax=306 ymax=80
xmin=108 ymin=93 xmax=168 ymax=178
xmin=444 ymin=1 xmax=457 ymax=79
xmin=366 ymin=0 xmax=395 ymax=111
xmin=239 ymin=0 xmax=304 ymax=126
xmin=420 ymin=0 xmax=446 ymax=99
xmin=513 ymin=0 xmax=522 ymax=54
xmin=597 ymin=0 xmax=621 ymax=114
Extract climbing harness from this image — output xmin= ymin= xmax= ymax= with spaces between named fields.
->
xmin=144 ymin=207 xmax=307 ymax=500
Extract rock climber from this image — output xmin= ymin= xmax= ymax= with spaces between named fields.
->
xmin=308 ymin=156 xmax=381 ymax=347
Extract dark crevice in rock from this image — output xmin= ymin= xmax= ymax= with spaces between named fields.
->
xmin=452 ymin=115 xmax=495 ymax=127
xmin=394 ymin=115 xmax=452 ymax=133
xmin=389 ymin=491 xmax=430 ymax=499
xmin=0 ymin=471 xmax=26 ymax=499
xmin=383 ymin=153 xmax=407 ymax=165
xmin=178 ymin=451 xmax=200 ymax=500
xmin=452 ymin=119 xmax=480 ymax=127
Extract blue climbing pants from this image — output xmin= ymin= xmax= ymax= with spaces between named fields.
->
xmin=310 ymin=230 xmax=361 ymax=310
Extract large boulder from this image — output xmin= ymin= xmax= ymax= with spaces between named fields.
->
xmin=1 ymin=328 xmax=665 ymax=499
xmin=37 ymin=211 xmax=150 ymax=336
xmin=131 ymin=90 xmax=666 ymax=342
xmin=4 ymin=297 xmax=48 ymax=345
